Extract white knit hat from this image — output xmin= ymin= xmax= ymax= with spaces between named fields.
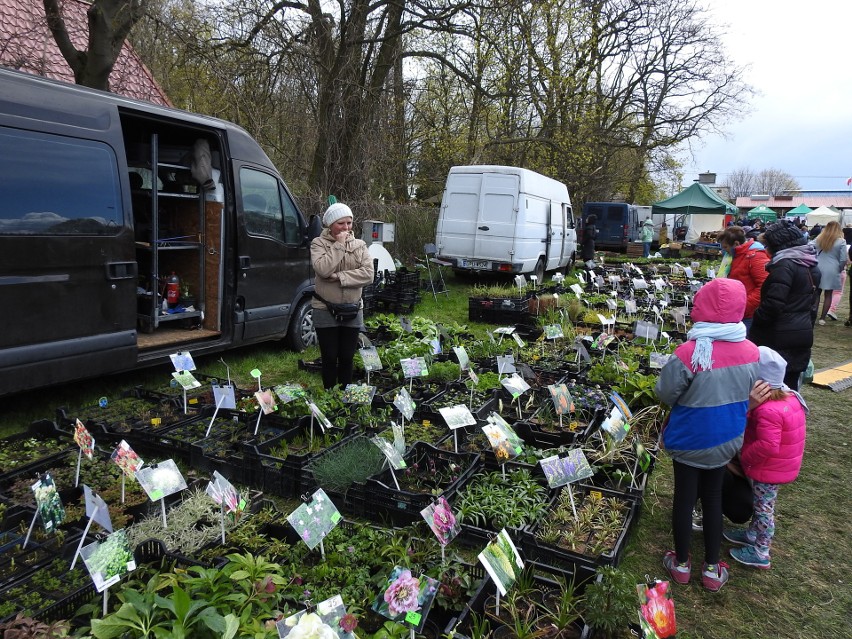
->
xmin=323 ymin=202 xmax=353 ymax=227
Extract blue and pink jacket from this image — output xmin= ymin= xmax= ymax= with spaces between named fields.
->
xmin=655 ymin=279 xmax=760 ymax=469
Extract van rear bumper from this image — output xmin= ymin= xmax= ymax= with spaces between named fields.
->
xmin=440 ymin=257 xmax=523 ymax=273
xmin=0 ymin=330 xmax=137 ymax=396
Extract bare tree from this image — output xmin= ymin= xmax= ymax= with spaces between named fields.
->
xmin=43 ymin=0 xmax=147 ymax=90
xmin=725 ymin=168 xmax=756 ymax=199
xmin=723 ymin=167 xmax=798 ymax=197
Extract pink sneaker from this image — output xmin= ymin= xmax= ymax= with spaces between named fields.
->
xmin=663 ymin=551 xmax=691 ymax=585
xmin=701 ymin=562 xmax=730 ymax=592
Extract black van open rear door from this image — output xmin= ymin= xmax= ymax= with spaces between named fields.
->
xmin=0 ymin=126 xmax=137 ymax=395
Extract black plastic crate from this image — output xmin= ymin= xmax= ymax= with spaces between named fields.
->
xmin=0 ymin=421 xmax=73 ymax=482
xmin=524 ymin=484 xmax=638 ymax=574
xmin=363 ymin=442 xmax=481 ymax=526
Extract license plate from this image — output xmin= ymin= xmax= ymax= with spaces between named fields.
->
xmin=461 ymin=259 xmax=489 ymax=269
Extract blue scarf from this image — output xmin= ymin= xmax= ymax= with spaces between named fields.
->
xmin=772 ymin=244 xmax=817 ymax=267
xmin=686 ymin=321 xmax=747 ymax=371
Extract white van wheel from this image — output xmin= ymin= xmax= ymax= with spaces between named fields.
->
xmin=533 ymin=258 xmax=546 ymax=284
xmin=286 ymin=297 xmax=317 ymax=351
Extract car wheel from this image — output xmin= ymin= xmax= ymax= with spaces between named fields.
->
xmin=286 ymin=297 xmax=317 ymax=351
xmin=533 ymin=257 xmax=546 ymax=284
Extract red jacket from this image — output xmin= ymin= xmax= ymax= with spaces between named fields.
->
xmin=740 ymin=394 xmax=806 ymax=484
xmin=729 ymin=240 xmax=769 ymax=319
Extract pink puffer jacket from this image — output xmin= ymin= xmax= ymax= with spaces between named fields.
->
xmin=740 ymin=394 xmax=806 ymax=484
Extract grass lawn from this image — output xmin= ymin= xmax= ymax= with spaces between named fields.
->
xmin=0 ymin=270 xmax=850 ymax=638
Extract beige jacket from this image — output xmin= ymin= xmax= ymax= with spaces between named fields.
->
xmin=310 ymin=229 xmax=374 ymax=309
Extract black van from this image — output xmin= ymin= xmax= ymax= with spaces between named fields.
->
xmin=580 ymin=202 xmax=641 ymax=251
xmin=0 ymin=69 xmax=320 ymax=396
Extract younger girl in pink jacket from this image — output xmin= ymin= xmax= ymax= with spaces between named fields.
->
xmin=724 ymin=346 xmax=807 ymax=569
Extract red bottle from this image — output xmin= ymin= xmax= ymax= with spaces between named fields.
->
xmin=166 ymin=272 xmax=180 ymax=308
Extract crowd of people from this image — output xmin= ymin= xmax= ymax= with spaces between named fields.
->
xmin=656 ymin=216 xmax=850 ymax=592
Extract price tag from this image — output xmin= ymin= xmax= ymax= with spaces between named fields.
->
xmin=405 ymin=611 xmax=422 ymax=626
xmin=331 ymin=511 xmax=342 ymax=523
xmin=150 ymin=417 xmax=161 ymax=426
xmin=150 ymin=489 xmax=164 ymax=501
xmin=590 ymin=490 xmax=602 ymax=500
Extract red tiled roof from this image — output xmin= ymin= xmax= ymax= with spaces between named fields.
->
xmin=0 ymin=0 xmax=170 ymax=105
xmin=736 ymin=195 xmax=852 ymax=210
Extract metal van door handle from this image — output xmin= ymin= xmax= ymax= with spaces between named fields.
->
xmin=478 ymin=225 xmax=489 ymax=231
xmin=239 ymin=256 xmax=251 ymax=269
xmin=105 ymin=261 xmax=137 ymax=280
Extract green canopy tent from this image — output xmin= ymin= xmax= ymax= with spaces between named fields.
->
xmin=787 ymin=203 xmax=813 ymax=218
xmin=652 ymin=183 xmax=738 ymax=242
xmin=746 ymin=205 xmax=778 ymax=223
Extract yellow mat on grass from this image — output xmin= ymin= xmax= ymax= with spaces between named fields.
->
xmin=811 ymin=360 xmax=852 ymax=391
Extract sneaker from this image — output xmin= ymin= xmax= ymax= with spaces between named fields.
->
xmin=663 ymin=551 xmax=691 ymax=585
xmin=692 ymin=507 xmax=703 ymax=532
xmin=827 ymin=311 xmax=838 ymax=321
xmin=818 ymin=319 xmax=826 ymax=326
xmin=723 ymin=528 xmax=756 ymax=546
xmin=730 ymin=545 xmax=771 ymax=569
xmin=701 ymin=562 xmax=730 ymax=592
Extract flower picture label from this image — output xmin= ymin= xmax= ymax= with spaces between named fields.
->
xmin=359 ymin=347 xmax=383 ymax=372
xmin=205 ymin=471 xmax=245 ymax=519
xmin=540 ymin=449 xmax=594 ymax=488
xmin=453 ymin=345 xmax=470 ymax=371
xmin=277 ymin=595 xmax=356 ymax=639
xmin=400 ymin=356 xmax=429 ymax=379
xmin=342 ymin=384 xmax=376 ymax=405
xmin=543 ymin=324 xmax=564 ymax=340
xmin=255 ymin=389 xmax=278 ymax=414
xmin=482 ymin=413 xmax=524 ymax=462
xmin=421 ymin=495 xmax=460 ymax=546
xmin=136 ymin=459 xmax=187 ymax=501
xmin=307 ymin=402 xmax=334 ymax=433
xmin=547 ymin=384 xmax=574 ymax=415
xmin=31 ymin=474 xmax=65 ymax=533
xmin=111 ymin=440 xmax=144 ymax=477
xmin=74 ymin=419 xmax=95 ymax=459
xmin=478 ymin=529 xmax=525 ymax=596
xmin=601 ymin=405 xmax=631 ymax=443
xmin=372 ymin=566 xmax=439 ymax=631
xmin=500 ymin=373 xmax=530 ymax=399
xmin=638 ymin=580 xmax=677 ymax=639
xmin=287 ymin=488 xmax=342 ymax=550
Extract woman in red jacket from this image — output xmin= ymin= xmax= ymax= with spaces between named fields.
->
xmin=724 ymin=346 xmax=807 ymax=569
xmin=717 ymin=226 xmax=770 ymax=333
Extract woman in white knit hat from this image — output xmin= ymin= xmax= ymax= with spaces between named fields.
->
xmin=310 ymin=202 xmax=374 ymax=389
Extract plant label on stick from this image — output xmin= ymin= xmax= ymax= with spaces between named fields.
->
xmin=393 ymin=388 xmax=416 ymax=421
xmin=287 ymin=488 xmax=342 ymax=551
xmin=400 ymin=357 xmax=428 ymax=379
xmin=307 ymin=401 xmax=334 ymax=433
xmin=601 ymin=406 xmax=630 ymax=443
xmin=342 ymin=384 xmax=376 ymax=405
xmin=372 ymin=566 xmax=440 ymax=632
xmin=31 ymin=474 xmax=65 ymax=534
xmin=500 ymin=373 xmax=530 ymax=399
xmin=371 ymin=436 xmax=407 ymax=469
xmin=637 ymin=579 xmax=677 ymax=639
xmin=276 ymin=594 xmax=357 ymax=639
xmin=400 ymin=317 xmax=413 ymax=333
xmin=438 ymin=405 xmax=476 ymax=430
xmin=468 ymin=369 xmax=479 ymax=385
xmin=359 ymin=346 xmax=383 ymax=372
xmin=478 ymin=529 xmax=525 ymax=596
xmin=111 ymin=440 xmax=143 ymax=477
xmin=169 ymin=350 xmax=196 ymax=372
xmin=543 ymin=325 xmax=564 ymax=340
xmin=74 ymin=419 xmax=95 ymax=459
xmin=512 ymin=333 xmax=526 ymax=348
xmin=273 ymin=384 xmax=307 ymax=404
xmin=547 ymin=384 xmax=574 ymax=415
xmin=496 ymin=355 xmax=516 ymax=375
xmin=80 ymin=530 xmax=136 ymax=592
xmin=453 ymin=346 xmax=470 ymax=371
xmin=135 ymin=459 xmax=187 ymax=502
xmin=83 ymin=485 xmax=113 ymax=532
xmin=420 ymin=496 xmax=460 ymax=547
xmin=649 ymin=352 xmax=671 ymax=369
xmin=206 ymin=471 xmax=247 ymax=518
xmin=482 ymin=415 xmax=523 ymax=463
xmin=211 ymin=383 xmax=237 ymax=409
xmin=539 ymin=450 xmax=594 ymax=488
xmin=171 ymin=370 xmax=201 ymax=389
xmin=255 ymin=389 xmax=278 ymax=414
xmin=391 ymin=421 xmax=406 ymax=455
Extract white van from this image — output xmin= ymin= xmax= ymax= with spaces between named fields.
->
xmin=434 ymin=165 xmax=577 ymax=281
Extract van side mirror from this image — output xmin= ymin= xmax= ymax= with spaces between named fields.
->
xmin=306 ymin=214 xmax=322 ymax=241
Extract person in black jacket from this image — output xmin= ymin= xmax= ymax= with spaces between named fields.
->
xmin=749 ymin=221 xmax=821 ymax=390
xmin=581 ymin=214 xmax=598 ymax=270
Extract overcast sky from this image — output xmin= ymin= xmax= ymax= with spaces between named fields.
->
xmin=679 ymin=0 xmax=851 ymax=192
